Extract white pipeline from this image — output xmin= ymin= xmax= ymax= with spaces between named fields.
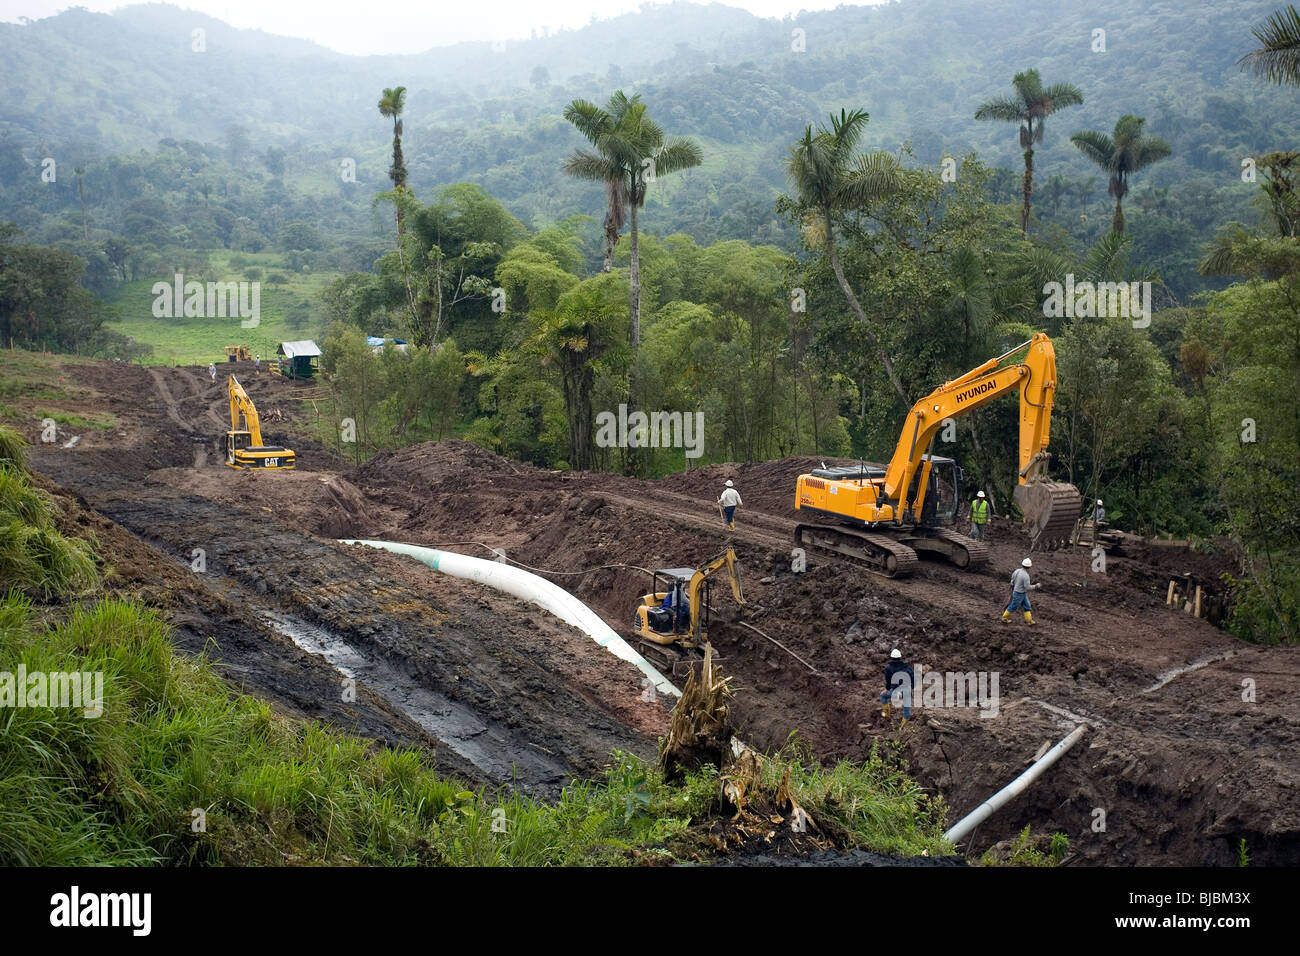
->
xmin=943 ymin=723 xmax=1087 ymax=845
xmin=340 ymin=539 xmax=680 ymax=698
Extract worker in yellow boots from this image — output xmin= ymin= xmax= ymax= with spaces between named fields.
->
xmin=718 ymin=479 xmax=742 ymax=531
xmin=1002 ymin=557 xmax=1041 ymax=625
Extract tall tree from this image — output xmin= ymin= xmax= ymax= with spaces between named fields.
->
xmin=377 ymin=86 xmax=409 ymax=232
xmin=378 ymin=86 xmax=420 ymax=330
xmin=784 ymin=108 xmax=909 ymax=405
xmin=974 ymin=69 xmax=1084 ymax=234
xmin=1070 ymin=115 xmax=1172 ymax=234
xmin=561 ymin=91 xmax=702 ymax=349
xmin=1239 ymin=4 xmax=1300 ymax=86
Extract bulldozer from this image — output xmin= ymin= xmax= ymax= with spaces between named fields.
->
xmin=794 ymin=333 xmax=1081 ymax=577
xmin=632 ymin=547 xmax=746 ymax=656
xmin=224 ymin=374 xmax=295 ymax=469
xmin=224 ymin=345 xmax=252 ymax=362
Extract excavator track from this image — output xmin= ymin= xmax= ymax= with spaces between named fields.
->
xmin=795 ymin=524 xmax=920 ymax=578
xmin=927 ymin=527 xmax=991 ymax=570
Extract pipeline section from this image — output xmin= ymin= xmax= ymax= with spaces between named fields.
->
xmin=339 ymin=539 xmax=680 ymax=698
xmin=943 ymin=723 xmax=1087 ymax=844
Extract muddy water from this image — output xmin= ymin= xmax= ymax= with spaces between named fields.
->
xmin=262 ymin=611 xmax=568 ymax=786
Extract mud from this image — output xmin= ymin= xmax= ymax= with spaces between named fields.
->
xmin=21 ymin=362 xmax=666 ymax=797
xmin=16 ymin=360 xmax=1300 ymax=864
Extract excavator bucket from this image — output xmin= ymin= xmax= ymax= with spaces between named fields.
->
xmin=1015 ymin=481 xmax=1082 ymax=551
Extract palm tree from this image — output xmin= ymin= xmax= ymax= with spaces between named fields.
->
xmin=975 ymin=69 xmax=1084 ymax=234
xmin=1239 ymin=5 xmax=1300 ymax=86
xmin=1070 ymin=115 xmax=1172 ymax=234
xmin=377 ymin=86 xmax=409 ymax=231
xmin=562 ymin=91 xmax=702 ymax=350
xmin=785 ymin=108 xmax=909 ymax=405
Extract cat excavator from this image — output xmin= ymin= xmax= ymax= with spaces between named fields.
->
xmin=224 ymin=374 xmax=295 ymax=469
xmin=632 ymin=547 xmax=746 ymax=658
xmin=794 ymin=333 xmax=1081 ymax=577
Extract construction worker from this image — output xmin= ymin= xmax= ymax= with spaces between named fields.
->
xmin=718 ymin=479 xmax=742 ymax=531
xmin=208 ymin=362 xmax=216 ymax=382
xmin=254 ymin=353 xmax=262 ymax=374
xmin=1002 ymin=557 xmax=1041 ymax=625
xmin=659 ymin=577 xmax=689 ymax=632
xmin=970 ymin=490 xmax=989 ymax=539
xmin=880 ymin=648 xmax=913 ymax=720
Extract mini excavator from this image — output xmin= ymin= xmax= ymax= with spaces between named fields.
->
xmin=224 ymin=374 xmax=295 ymax=469
xmin=632 ymin=547 xmax=746 ymax=653
xmin=794 ymin=333 xmax=1080 ymax=577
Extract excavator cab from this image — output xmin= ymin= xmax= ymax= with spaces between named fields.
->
xmin=636 ymin=569 xmax=699 ymax=639
xmin=631 ymin=547 xmax=746 ymax=650
xmin=915 ymin=455 xmax=962 ymax=526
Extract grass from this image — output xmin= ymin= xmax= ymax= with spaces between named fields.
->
xmin=0 ymin=428 xmax=98 ymax=599
xmin=0 ymin=575 xmax=720 ymax=865
xmin=34 ymin=409 xmax=117 ymax=431
xmin=102 ymin=251 xmax=338 ymax=367
xmin=0 ymin=595 xmax=955 ymax=866
xmin=978 ymin=826 xmax=1070 ymax=866
xmin=0 ymin=350 xmax=114 ymax=432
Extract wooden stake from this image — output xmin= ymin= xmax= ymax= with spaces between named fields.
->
xmin=1194 ymin=586 xmax=1202 ymax=618
xmin=1166 ymin=581 xmax=1177 ymax=605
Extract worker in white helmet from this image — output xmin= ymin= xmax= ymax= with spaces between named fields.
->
xmin=970 ymin=489 xmax=989 ymax=539
xmin=718 ymin=479 xmax=742 ymax=531
xmin=1091 ymin=499 xmax=1106 ymax=543
xmin=881 ymin=647 xmax=913 ymax=721
xmin=1002 ymin=557 xmax=1041 ymax=625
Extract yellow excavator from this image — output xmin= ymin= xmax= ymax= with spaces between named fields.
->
xmin=224 ymin=374 xmax=295 ymax=469
xmin=632 ymin=547 xmax=746 ymax=651
xmin=794 ymin=333 xmax=1081 ymax=577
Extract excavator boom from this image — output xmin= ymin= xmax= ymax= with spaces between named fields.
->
xmin=228 ymin=374 xmax=264 ymax=446
xmin=882 ymin=335 xmax=1060 ymax=503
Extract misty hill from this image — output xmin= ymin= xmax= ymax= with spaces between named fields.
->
xmin=1 ymin=0 xmax=1296 ymax=298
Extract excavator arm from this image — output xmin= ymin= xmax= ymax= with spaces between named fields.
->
xmin=228 ymin=375 xmax=264 ymax=447
xmin=684 ymin=548 xmax=746 ymax=644
xmin=880 ymin=333 xmax=1078 ymax=546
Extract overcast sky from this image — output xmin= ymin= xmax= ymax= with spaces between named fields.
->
xmin=0 ymin=1 xmax=879 ymax=55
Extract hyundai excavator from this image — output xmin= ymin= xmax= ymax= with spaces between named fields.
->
xmin=632 ymin=547 xmax=746 ymax=659
xmin=224 ymin=374 xmax=295 ymax=469
xmin=794 ymin=333 xmax=1081 ymax=577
